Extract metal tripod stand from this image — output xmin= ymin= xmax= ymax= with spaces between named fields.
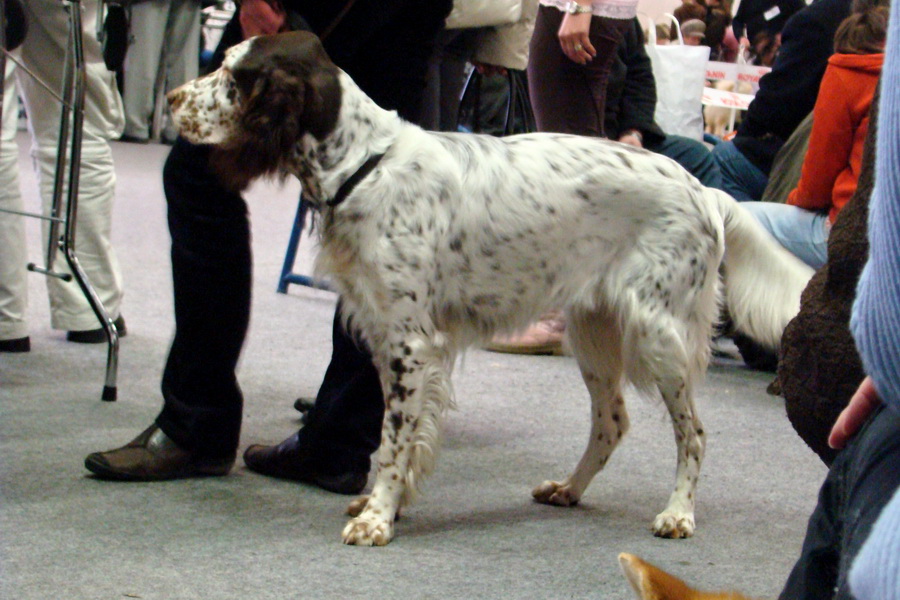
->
xmin=0 ymin=0 xmax=119 ymax=401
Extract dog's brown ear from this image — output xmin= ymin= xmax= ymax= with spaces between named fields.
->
xmin=240 ymin=63 xmax=340 ymax=146
xmin=209 ymin=66 xmax=303 ymax=191
xmin=211 ymin=34 xmax=342 ymax=191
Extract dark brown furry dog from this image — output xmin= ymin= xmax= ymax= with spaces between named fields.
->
xmin=777 ymin=87 xmax=880 ymax=465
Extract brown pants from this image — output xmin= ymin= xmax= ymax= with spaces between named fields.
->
xmin=527 ymin=5 xmax=630 ymax=137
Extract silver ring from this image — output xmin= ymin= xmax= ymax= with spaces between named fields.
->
xmin=574 ymin=43 xmax=583 ymax=52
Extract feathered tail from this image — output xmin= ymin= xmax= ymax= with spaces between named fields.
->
xmin=711 ymin=189 xmax=815 ymax=350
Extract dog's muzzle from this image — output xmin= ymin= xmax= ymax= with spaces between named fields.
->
xmin=167 ymin=68 xmax=241 ymax=146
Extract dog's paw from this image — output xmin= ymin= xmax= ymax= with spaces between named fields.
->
xmin=347 ymin=496 xmax=403 ymax=521
xmin=346 ymin=495 xmax=370 ymax=517
xmin=532 ymin=480 xmax=580 ymax=507
xmin=342 ymin=516 xmax=394 ymax=546
xmin=651 ymin=511 xmax=695 ymax=539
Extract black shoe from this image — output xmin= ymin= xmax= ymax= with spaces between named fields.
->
xmin=0 ymin=336 xmax=30 ymax=353
xmin=85 ymin=424 xmax=235 ymax=481
xmin=66 ymin=316 xmax=127 ymax=344
xmin=243 ymin=434 xmax=367 ymax=495
xmin=293 ymin=397 xmax=314 ymax=425
xmin=118 ymin=133 xmax=149 ymax=144
xmin=732 ymin=332 xmax=778 ymax=373
xmin=293 ymin=397 xmax=315 ymax=413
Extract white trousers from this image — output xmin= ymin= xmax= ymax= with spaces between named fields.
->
xmin=0 ymin=62 xmax=27 ymax=340
xmin=0 ymin=0 xmax=125 ymax=338
xmin=123 ymin=0 xmax=200 ymax=141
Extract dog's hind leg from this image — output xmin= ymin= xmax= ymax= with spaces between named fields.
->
xmin=341 ymin=329 xmax=453 ymax=546
xmin=651 ymin=371 xmax=705 ymax=539
xmin=533 ymin=309 xmax=630 ymax=507
xmin=617 ymin=263 xmax=712 ymax=539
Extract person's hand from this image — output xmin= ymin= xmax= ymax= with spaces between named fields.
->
xmin=618 ymin=131 xmax=643 ymax=148
xmin=829 ymin=376 xmax=881 ymax=449
xmin=558 ymin=11 xmax=595 ymax=65
xmin=240 ymin=0 xmax=287 ymax=39
xmin=473 ymin=62 xmax=508 ymax=77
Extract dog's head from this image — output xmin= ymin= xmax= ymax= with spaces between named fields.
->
xmin=168 ymin=31 xmax=342 ymax=190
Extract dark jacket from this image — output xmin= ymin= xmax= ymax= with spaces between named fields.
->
xmin=603 ymin=18 xmax=666 ymax=145
xmin=733 ymin=0 xmax=852 ymax=174
xmin=732 ymin=0 xmax=805 ymax=41
xmin=210 ymin=0 xmax=452 ymax=123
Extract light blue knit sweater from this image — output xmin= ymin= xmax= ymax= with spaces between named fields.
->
xmin=847 ymin=3 xmax=900 ymax=598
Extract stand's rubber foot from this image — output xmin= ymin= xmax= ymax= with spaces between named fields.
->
xmin=102 ymin=386 xmax=117 ymax=402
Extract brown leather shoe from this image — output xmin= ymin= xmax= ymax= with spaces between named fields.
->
xmin=243 ymin=434 xmax=367 ymax=495
xmin=84 ymin=424 xmax=235 ymax=481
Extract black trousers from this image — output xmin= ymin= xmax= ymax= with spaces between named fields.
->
xmin=151 ymin=0 xmax=453 ymax=470
xmin=155 ymin=137 xmax=383 ymax=473
xmin=779 ymin=405 xmax=900 ymax=599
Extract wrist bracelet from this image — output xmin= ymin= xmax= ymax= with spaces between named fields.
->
xmin=563 ymin=1 xmax=593 ymax=14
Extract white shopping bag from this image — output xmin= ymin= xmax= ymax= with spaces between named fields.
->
xmin=645 ymin=14 xmax=710 ymax=140
xmin=445 ymin=0 xmax=523 ymax=29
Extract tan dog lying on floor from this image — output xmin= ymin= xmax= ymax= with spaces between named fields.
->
xmin=620 ymin=554 xmax=761 ymax=600
xmin=704 ymin=80 xmax=754 ymax=139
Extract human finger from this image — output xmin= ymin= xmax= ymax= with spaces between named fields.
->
xmin=828 ymin=376 xmax=881 ymax=449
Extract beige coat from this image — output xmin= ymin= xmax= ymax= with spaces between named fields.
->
xmin=446 ymin=0 xmax=538 ymax=70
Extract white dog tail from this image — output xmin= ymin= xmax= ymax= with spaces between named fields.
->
xmin=712 ymin=190 xmax=815 ymax=350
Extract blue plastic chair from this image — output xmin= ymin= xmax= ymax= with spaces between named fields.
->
xmin=277 ymin=195 xmax=332 ymax=293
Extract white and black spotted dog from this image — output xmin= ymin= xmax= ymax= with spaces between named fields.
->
xmin=168 ymin=31 xmax=814 ymax=546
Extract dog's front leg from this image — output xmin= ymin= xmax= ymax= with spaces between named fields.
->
xmin=342 ymin=332 xmax=452 ymax=546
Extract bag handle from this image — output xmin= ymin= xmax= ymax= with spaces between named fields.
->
xmin=642 ymin=13 xmax=684 ymax=46
xmin=662 ymin=13 xmax=684 ymax=45
xmin=641 ymin=12 xmax=657 ymax=44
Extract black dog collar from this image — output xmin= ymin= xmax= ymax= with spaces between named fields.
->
xmin=326 ymin=152 xmax=386 ymax=208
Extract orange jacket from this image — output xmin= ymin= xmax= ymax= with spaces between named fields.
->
xmin=787 ymin=52 xmax=883 ymax=223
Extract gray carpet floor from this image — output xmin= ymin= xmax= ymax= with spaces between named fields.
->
xmin=1 ymin=135 xmax=827 ymax=599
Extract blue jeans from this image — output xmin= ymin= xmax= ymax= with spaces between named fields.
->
xmin=742 ymin=201 xmax=830 ymax=269
xmin=648 ymin=134 xmax=723 ymax=190
xmin=712 ymin=140 xmax=769 ymax=201
xmin=779 ymin=406 xmax=900 ymax=600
